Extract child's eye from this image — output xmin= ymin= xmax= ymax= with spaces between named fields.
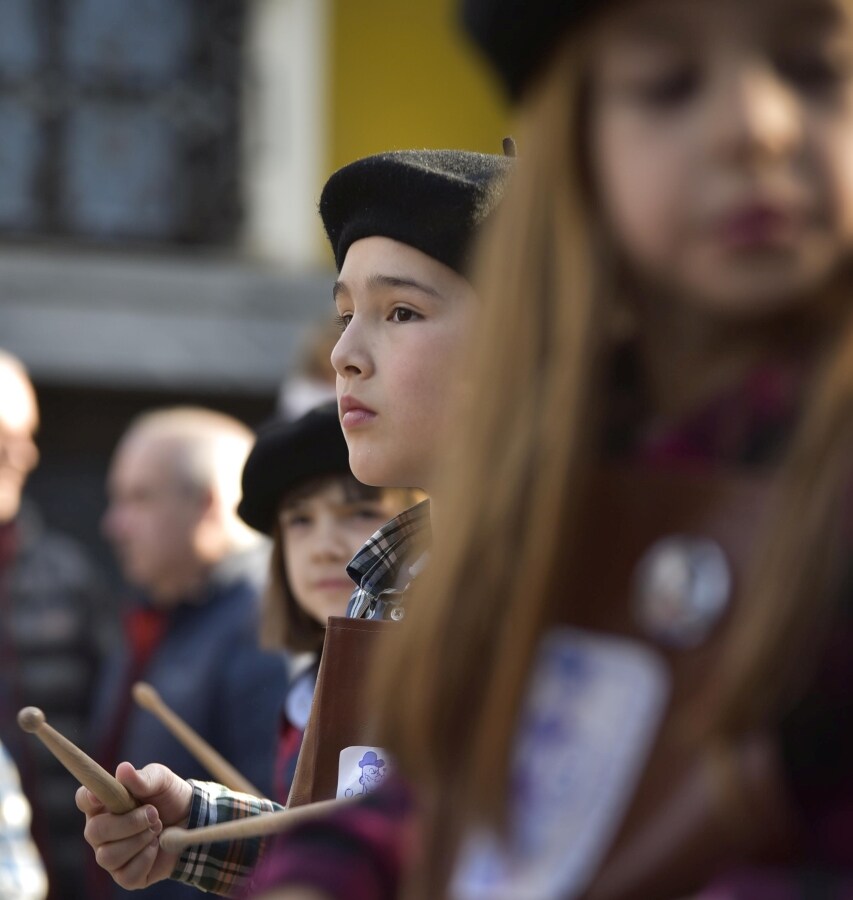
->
xmin=351 ymin=505 xmax=386 ymax=522
xmin=282 ymin=513 xmax=312 ymax=529
xmin=335 ymin=313 xmax=352 ymax=332
xmin=389 ymin=307 xmax=420 ymax=323
xmin=631 ymin=66 xmax=700 ymax=109
xmin=777 ymin=51 xmax=849 ymax=94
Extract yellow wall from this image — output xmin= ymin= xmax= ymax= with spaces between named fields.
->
xmin=329 ymin=0 xmax=509 ymax=173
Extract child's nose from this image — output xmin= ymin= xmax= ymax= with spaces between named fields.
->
xmin=331 ymin=324 xmax=372 ymax=378
xmin=312 ymin=521 xmax=348 ymax=558
xmin=710 ymin=61 xmax=801 ymax=166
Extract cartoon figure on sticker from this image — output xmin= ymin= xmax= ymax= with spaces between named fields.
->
xmin=358 ymin=750 xmax=387 ymax=794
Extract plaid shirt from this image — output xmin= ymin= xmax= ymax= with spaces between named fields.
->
xmin=0 ymin=742 xmax=47 ymax=900
xmin=345 ymin=500 xmax=431 ymax=620
xmin=171 ymin=781 xmax=279 ymax=896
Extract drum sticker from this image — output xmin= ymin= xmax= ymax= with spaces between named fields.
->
xmin=337 ymin=746 xmax=392 ymax=799
xmin=452 ymin=628 xmax=670 ymax=899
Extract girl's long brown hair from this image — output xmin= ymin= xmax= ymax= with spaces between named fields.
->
xmin=371 ymin=40 xmax=608 ymax=893
xmin=711 ymin=302 xmax=853 ymax=732
xmin=371 ymin=20 xmax=853 ymax=898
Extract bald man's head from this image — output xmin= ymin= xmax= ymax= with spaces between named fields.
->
xmin=0 ymin=351 xmax=39 ymax=523
xmin=102 ymin=407 xmax=259 ymax=605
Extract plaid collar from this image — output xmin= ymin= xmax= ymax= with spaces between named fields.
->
xmin=346 ymin=500 xmax=431 ymax=620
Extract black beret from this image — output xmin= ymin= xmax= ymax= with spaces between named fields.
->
xmin=319 ymin=149 xmax=513 ymax=274
xmin=460 ymin=0 xmax=596 ymax=99
xmin=238 ymin=402 xmax=350 ymax=535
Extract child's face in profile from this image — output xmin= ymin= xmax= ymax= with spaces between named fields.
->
xmin=279 ymin=478 xmax=401 ymax=625
xmin=331 ymin=236 xmax=477 ymax=491
xmin=589 ymin=0 xmax=853 ymax=318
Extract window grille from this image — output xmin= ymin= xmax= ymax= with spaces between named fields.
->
xmin=0 ymin=0 xmax=243 ymax=246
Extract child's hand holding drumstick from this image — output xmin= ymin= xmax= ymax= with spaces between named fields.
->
xmin=76 ymin=761 xmax=193 ymax=891
xmin=20 ymin=699 xmax=338 ymax=890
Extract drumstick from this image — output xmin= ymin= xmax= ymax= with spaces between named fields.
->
xmin=17 ymin=706 xmax=137 ymax=814
xmin=159 ymin=798 xmax=349 ymax=853
xmin=132 ymin=682 xmax=262 ymax=797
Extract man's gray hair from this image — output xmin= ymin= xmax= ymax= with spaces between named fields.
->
xmin=123 ymin=407 xmax=258 ymax=550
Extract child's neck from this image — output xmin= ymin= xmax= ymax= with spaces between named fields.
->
xmin=635 ymin=295 xmax=800 ymax=422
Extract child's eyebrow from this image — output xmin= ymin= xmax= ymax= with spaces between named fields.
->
xmin=605 ymin=11 xmax=691 ymax=45
xmin=366 ymin=273 xmax=443 ymax=298
xmin=612 ymin=0 xmax=842 ymax=43
xmin=333 ymin=273 xmax=444 ymax=304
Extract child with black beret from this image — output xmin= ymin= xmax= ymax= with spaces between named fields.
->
xmin=76 ymin=147 xmax=512 ymax=897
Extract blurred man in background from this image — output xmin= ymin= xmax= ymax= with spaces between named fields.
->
xmin=91 ymin=407 xmax=287 ymax=900
xmin=0 ymin=350 xmax=111 ymax=899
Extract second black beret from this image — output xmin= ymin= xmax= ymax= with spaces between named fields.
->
xmin=238 ymin=402 xmax=350 ymax=536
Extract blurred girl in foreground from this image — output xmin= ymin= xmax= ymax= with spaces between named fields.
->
xmin=369 ymin=0 xmax=853 ymax=897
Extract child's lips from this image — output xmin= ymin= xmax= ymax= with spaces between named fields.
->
xmin=313 ymin=579 xmax=353 ymax=591
xmin=339 ymin=395 xmax=377 ymax=428
xmin=341 ymin=408 xmax=376 ymax=428
xmin=715 ymin=203 xmax=799 ymax=250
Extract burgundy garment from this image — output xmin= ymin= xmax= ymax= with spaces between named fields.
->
xmin=97 ymin=605 xmax=169 ymax=775
xmin=273 ymin=718 xmax=304 ymax=806
xmin=632 ymin=360 xmax=803 ymax=469
xmin=245 ymin=775 xmax=416 ymax=900
xmin=0 ymin=521 xmax=19 ymax=571
xmin=696 ymin=866 xmax=853 ymax=899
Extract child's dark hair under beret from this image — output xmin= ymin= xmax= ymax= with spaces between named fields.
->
xmin=319 ymin=149 xmax=513 ymax=274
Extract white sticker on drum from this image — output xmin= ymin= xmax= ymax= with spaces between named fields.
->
xmin=336 ymin=746 xmax=393 ymax=799
xmin=452 ymin=628 xmax=670 ymax=900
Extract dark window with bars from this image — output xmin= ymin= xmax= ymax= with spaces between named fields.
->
xmin=0 ymin=0 xmax=243 ymax=246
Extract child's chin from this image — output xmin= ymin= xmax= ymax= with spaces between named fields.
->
xmin=351 ymin=452 xmax=418 ymax=490
xmin=349 ymin=461 xmax=390 ymax=488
